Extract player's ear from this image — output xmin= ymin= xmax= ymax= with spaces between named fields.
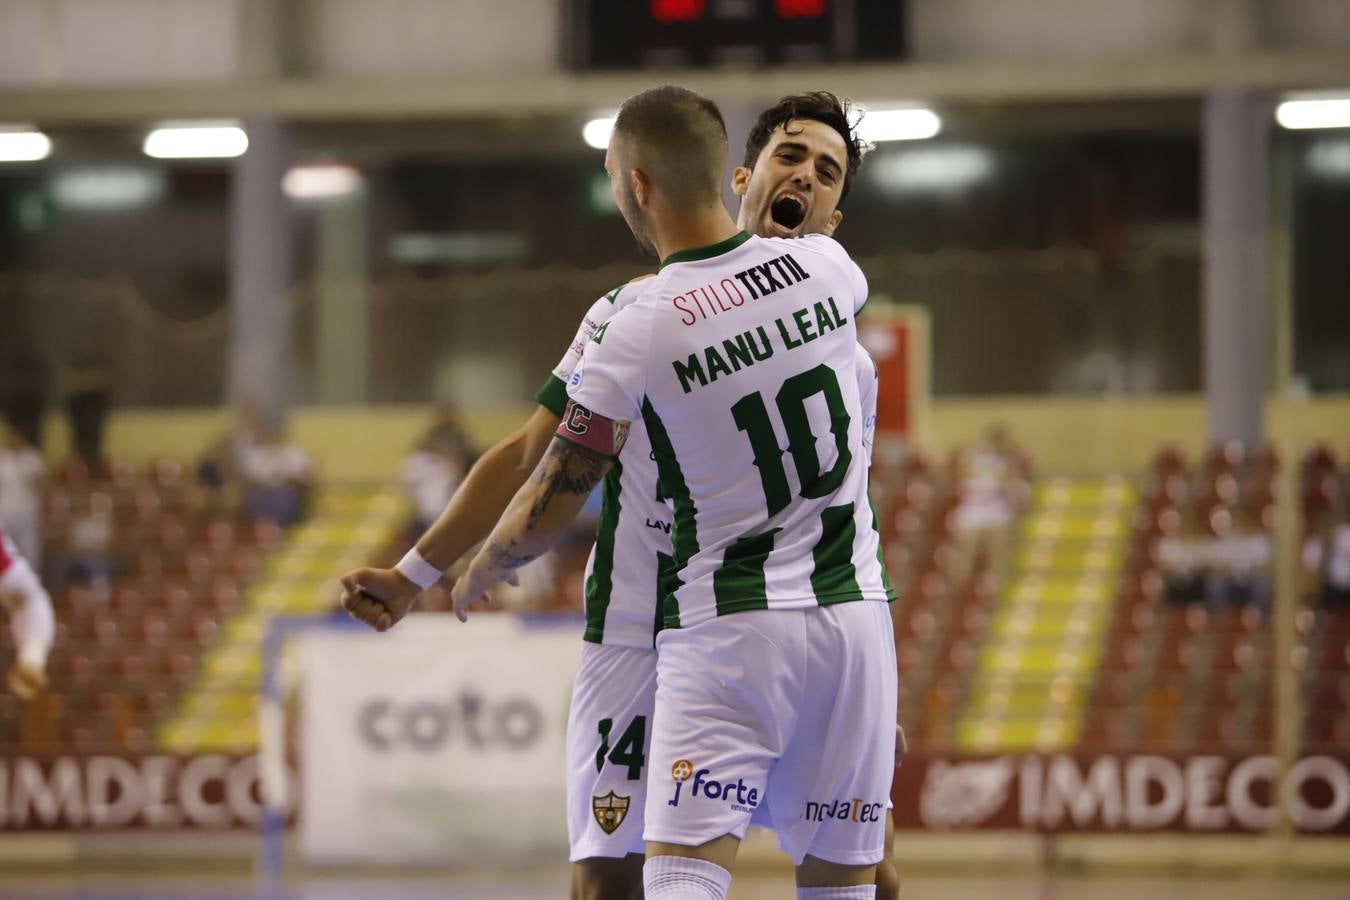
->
xmin=630 ymin=168 xmax=650 ymax=207
xmin=823 ymin=209 xmax=843 ymax=236
xmin=731 ymin=166 xmax=751 ymax=198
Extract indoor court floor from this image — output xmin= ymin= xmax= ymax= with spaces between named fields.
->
xmin=1 ymin=872 xmax=1349 ymax=900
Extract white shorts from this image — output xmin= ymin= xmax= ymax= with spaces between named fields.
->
xmin=644 ymin=601 xmax=898 ymax=867
xmin=564 ymin=641 xmax=658 ymax=861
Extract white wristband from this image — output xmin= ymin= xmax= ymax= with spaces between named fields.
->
xmin=395 ymin=547 xmax=443 ymax=591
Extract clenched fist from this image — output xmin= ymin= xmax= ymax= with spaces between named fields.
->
xmin=6 ymin=661 xmax=46 ymax=700
xmin=338 ymin=567 xmax=421 ymax=632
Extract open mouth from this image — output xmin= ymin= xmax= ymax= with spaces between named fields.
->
xmin=770 ymin=194 xmax=807 ymax=232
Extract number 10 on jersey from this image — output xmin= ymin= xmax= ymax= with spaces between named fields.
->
xmin=732 ymin=363 xmax=852 ymax=516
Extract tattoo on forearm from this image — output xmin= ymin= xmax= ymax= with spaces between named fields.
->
xmin=483 ymin=539 xmax=539 ymax=572
xmin=526 ymin=438 xmax=610 ymax=530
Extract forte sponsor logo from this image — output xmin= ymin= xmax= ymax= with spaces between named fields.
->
xmin=0 ymin=754 xmax=289 ymax=831
xmin=913 ymin=754 xmax=1350 ymax=833
xmin=667 ymin=759 xmax=760 ymax=814
xmin=803 ymin=798 xmax=885 ymax=824
xmin=357 ymin=688 xmax=545 ymax=753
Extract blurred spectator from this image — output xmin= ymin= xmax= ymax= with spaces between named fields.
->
xmin=62 ymin=355 xmax=112 ymax=475
xmin=424 ymin=406 xmax=478 ymax=471
xmin=401 ymin=410 xmax=476 ymax=537
xmin=240 ymin=423 xmax=316 ymax=528
xmin=0 ymin=424 xmax=45 ymax=567
xmin=56 ymin=493 xmax=115 ymax=604
xmin=1156 ymin=507 xmax=1211 ymax=605
xmin=0 ymin=355 xmax=46 ymax=449
xmin=196 ymin=405 xmax=261 ymax=509
xmin=1303 ymin=509 xmax=1350 ymax=613
xmin=1206 ymin=506 xmax=1271 ymax=612
xmin=948 ymin=424 xmax=1022 ymax=587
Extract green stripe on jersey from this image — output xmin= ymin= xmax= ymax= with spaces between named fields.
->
xmin=712 ymin=529 xmax=780 ymax=616
xmin=642 ymin=398 xmax=698 ymax=566
xmin=582 ymin=462 xmax=622 ymax=643
xmin=659 ymin=230 xmax=751 ymax=270
xmin=811 ymin=502 xmax=864 ymax=604
xmin=642 ymin=397 xmax=698 ymax=630
xmin=869 ymin=491 xmax=898 ymax=601
xmin=654 ymin=551 xmax=680 ymax=640
xmin=535 ymin=374 xmax=568 ymax=417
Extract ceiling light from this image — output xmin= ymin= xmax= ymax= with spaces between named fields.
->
xmin=583 ymin=117 xmax=616 ymax=150
xmin=283 ymin=164 xmax=362 ymax=200
xmin=143 ymin=122 xmax=248 ymax=159
xmin=1275 ymin=97 xmax=1350 ymax=130
xmin=0 ymin=129 xmax=52 ymax=163
xmin=858 ymin=108 xmax=941 ymax=143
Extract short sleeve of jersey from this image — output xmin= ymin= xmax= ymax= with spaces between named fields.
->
xmin=566 ymin=301 xmax=653 ymax=427
xmin=855 ymin=343 xmax=879 ymax=467
xmin=534 ymin=285 xmax=627 ymax=417
xmin=797 ymin=233 xmax=868 ymax=314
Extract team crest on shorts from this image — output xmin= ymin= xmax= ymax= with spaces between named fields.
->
xmin=592 ymin=791 xmax=631 ymax=835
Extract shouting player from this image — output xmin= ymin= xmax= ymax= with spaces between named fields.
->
xmin=2 ymin=526 xmax=55 ymax=700
xmin=450 ymin=86 xmax=896 ymax=900
xmin=340 ymin=91 xmax=898 ymax=900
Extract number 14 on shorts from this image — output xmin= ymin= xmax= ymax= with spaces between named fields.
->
xmin=596 ymin=715 xmax=647 ymax=780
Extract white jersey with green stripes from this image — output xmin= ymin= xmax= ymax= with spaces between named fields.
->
xmin=566 ymin=231 xmax=894 ymax=631
xmin=538 ymin=279 xmax=672 ymax=647
xmin=540 ymin=277 xmax=883 ymax=646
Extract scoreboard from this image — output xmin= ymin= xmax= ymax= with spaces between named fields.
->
xmin=566 ymin=0 xmax=906 ymax=70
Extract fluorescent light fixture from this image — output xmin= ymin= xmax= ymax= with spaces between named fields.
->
xmin=873 ymin=146 xmax=993 ymax=193
xmin=283 ymin=164 xmax=362 ymax=200
xmin=0 ymin=129 xmax=52 ymax=162
xmin=53 ymin=168 xmax=164 ymax=209
xmin=143 ymin=122 xmax=248 ymax=159
xmin=389 ymin=231 xmax=529 ymax=265
xmin=1276 ymin=97 xmax=1350 ymax=130
xmin=857 ymin=108 xmax=941 ymax=143
xmin=583 ymin=116 xmax=616 ymax=150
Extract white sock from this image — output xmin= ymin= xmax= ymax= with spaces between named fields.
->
xmin=797 ymin=887 xmax=876 ymax=899
xmin=643 ymin=854 xmax=732 ymax=899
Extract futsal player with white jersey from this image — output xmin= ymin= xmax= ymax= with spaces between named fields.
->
xmin=1 ymin=525 xmax=56 ymax=700
xmin=451 ymin=86 xmax=897 ymax=900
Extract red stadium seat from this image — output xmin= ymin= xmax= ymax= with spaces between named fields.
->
xmin=207 ymin=579 xmax=242 ymax=615
xmin=231 ymin=549 xmax=262 ymax=582
xmin=150 ymin=457 xmax=183 ymax=489
xmin=188 ymin=611 xmax=219 ymax=646
xmin=140 ymin=615 xmax=170 ymax=648
xmin=182 ymin=549 xmax=215 ymax=584
xmin=205 ymin=518 xmax=237 ymax=550
xmin=160 ymin=583 xmax=195 ymax=618
xmin=1205 ymin=440 xmax=1246 ymax=474
xmin=1151 ymin=445 xmax=1187 ymax=475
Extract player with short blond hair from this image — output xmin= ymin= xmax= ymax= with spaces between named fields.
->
xmin=451 ymin=85 xmax=896 ymax=900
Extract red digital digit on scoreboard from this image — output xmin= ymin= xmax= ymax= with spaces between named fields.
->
xmin=774 ymin=0 xmax=828 ymax=18
xmin=650 ymin=0 xmax=706 ymax=24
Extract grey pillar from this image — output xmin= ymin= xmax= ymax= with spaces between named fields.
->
xmin=228 ymin=118 xmax=293 ymax=425
xmin=1203 ymin=90 xmax=1269 ymax=447
xmin=315 ymin=189 xmax=369 ymax=404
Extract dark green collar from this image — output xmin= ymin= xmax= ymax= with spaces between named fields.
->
xmin=659 ymin=231 xmax=752 ymax=270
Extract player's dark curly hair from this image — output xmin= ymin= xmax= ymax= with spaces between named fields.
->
xmin=743 ymin=91 xmax=869 ymax=202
